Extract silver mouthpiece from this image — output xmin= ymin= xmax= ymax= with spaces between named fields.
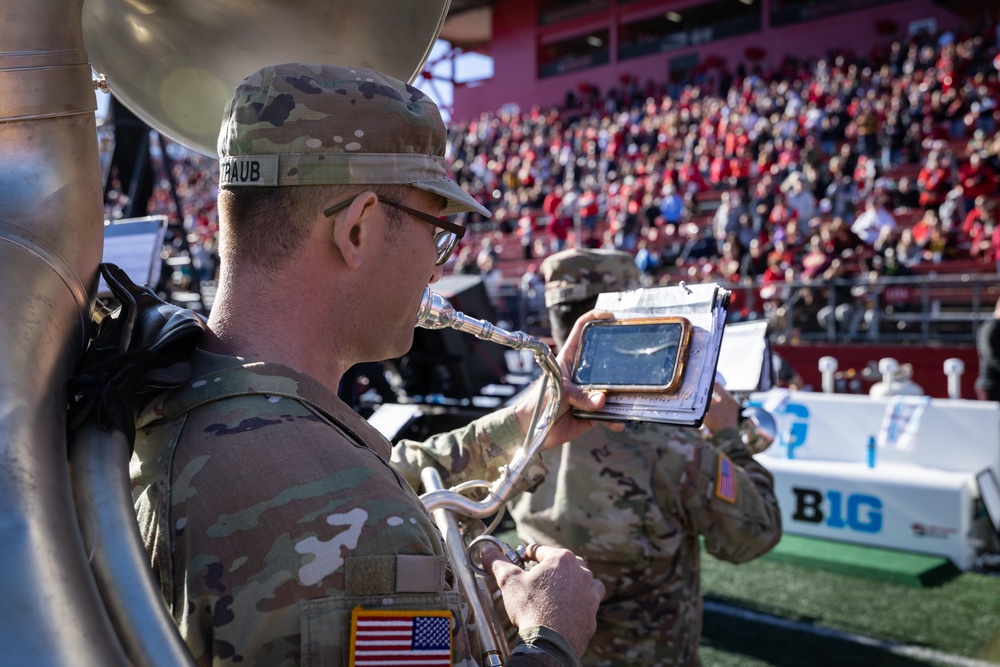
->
xmin=416 ymin=288 xmax=458 ymax=330
xmin=415 ymin=288 xmax=532 ymax=350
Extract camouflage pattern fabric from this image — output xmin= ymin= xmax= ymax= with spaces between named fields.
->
xmin=389 ymin=376 xmax=781 ymax=666
xmin=391 ymin=404 xmax=548 ymax=495
xmin=216 ymin=63 xmax=489 ymax=217
xmin=541 ymin=249 xmax=641 ymax=308
xmin=131 ymin=349 xmax=575 ymax=667
xmin=508 ymin=423 xmax=781 ymax=667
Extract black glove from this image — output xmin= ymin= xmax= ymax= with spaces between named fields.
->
xmin=67 ymin=263 xmax=206 ymax=448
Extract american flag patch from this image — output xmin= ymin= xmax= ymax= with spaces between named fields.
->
xmin=349 ymin=608 xmax=452 ymax=667
xmin=715 ymin=454 xmax=737 ymax=503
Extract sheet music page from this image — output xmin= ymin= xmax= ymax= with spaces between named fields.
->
xmin=716 ymin=320 xmax=769 ymax=393
xmin=367 ymin=403 xmax=423 ymax=440
xmin=100 ymin=216 xmax=168 ymax=296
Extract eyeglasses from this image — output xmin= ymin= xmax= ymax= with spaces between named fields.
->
xmin=324 ymin=193 xmax=467 ymax=266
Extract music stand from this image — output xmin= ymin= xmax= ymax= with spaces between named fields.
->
xmin=99 ymin=215 xmax=167 ymax=299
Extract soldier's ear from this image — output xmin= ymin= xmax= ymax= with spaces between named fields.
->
xmin=329 ymin=192 xmax=378 ymax=269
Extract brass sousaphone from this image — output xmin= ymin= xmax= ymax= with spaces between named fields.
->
xmin=83 ymin=0 xmax=451 ymax=157
xmin=0 ymin=1 xmax=453 ymax=665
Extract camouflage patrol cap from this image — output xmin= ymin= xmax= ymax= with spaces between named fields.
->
xmin=217 ymin=63 xmax=489 ymax=217
xmin=541 ymin=248 xmax=641 ymax=308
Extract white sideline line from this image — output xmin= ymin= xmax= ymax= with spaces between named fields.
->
xmin=703 ymin=600 xmax=998 ymax=667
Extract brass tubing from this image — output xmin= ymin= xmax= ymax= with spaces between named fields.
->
xmin=69 ymin=424 xmax=196 ymax=667
xmin=0 ymin=0 xmax=123 ymax=662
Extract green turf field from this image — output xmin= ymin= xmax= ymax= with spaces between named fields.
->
xmin=495 ymin=519 xmax=1000 ymax=665
xmin=699 ymin=554 xmax=1000 ymax=666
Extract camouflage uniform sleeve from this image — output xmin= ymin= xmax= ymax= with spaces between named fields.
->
xmin=509 ymin=626 xmax=582 ymax=667
xmin=390 ymin=406 xmax=545 ymax=492
xmin=666 ymin=427 xmax=782 ymax=564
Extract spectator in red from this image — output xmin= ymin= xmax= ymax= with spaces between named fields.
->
xmin=708 ymin=148 xmax=732 ymax=186
xmin=852 ymin=154 xmax=877 ymax=197
xmin=800 ymin=235 xmax=834 ymax=280
xmin=958 ymin=152 xmax=998 ymax=213
xmin=766 ymin=238 xmax=796 ymax=272
xmin=776 ymin=137 xmax=802 ymax=172
xmin=542 ymin=183 xmax=564 ymax=218
xmin=830 ymin=217 xmax=863 ymax=255
xmin=969 ymin=202 xmax=998 ymax=264
xmin=677 ymin=154 xmax=709 ymax=194
xmin=910 ymin=208 xmax=941 ymax=247
xmin=577 ymin=188 xmax=600 ymax=236
xmin=917 ymin=152 xmax=953 ymax=209
xmin=758 ymin=254 xmax=792 ymax=324
xmin=547 ymin=204 xmax=572 ymax=253
xmin=755 ymin=143 xmax=777 ymax=177
xmin=964 ymin=195 xmax=998 ymax=237
xmin=768 ymin=192 xmax=796 ymax=233
xmin=730 ymin=144 xmax=754 ymax=191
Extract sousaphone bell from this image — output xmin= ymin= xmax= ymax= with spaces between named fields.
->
xmin=83 ymin=0 xmax=451 ymax=156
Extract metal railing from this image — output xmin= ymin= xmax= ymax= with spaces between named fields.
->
xmin=488 ymin=272 xmax=1000 ymax=346
xmin=722 ymin=273 xmax=1000 ymax=345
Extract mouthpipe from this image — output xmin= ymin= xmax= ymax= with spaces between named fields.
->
xmin=417 ymin=287 xmax=533 ymax=351
xmin=416 ymin=287 xmax=562 ymax=517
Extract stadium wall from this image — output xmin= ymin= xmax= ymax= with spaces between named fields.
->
xmin=451 ymin=0 xmax=964 ymax=121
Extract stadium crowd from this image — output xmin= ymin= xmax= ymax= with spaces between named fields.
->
xmin=441 ymin=17 xmax=1000 ymax=335
xmin=110 ymin=16 xmax=1000 ymax=339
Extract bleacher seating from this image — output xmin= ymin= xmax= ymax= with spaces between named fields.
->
xmin=111 ymin=15 xmax=998 ymax=348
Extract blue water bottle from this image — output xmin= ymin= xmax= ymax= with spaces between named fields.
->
xmin=866 ymin=435 xmax=876 ymax=468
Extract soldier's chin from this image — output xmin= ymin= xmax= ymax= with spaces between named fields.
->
xmin=384 ymin=330 xmax=416 ymax=362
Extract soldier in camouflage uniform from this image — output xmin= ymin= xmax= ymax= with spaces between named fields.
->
xmin=510 ymin=248 xmax=781 ymax=666
xmin=131 ymin=63 xmax=610 ymax=667
xmin=389 ymin=251 xmax=781 ymax=666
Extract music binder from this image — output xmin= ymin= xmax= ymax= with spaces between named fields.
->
xmin=572 ymin=282 xmax=730 ymax=427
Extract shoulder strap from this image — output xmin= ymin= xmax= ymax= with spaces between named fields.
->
xmin=139 ymin=365 xmax=378 ymax=452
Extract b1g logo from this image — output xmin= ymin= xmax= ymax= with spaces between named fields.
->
xmin=791 ymin=487 xmax=883 ymax=533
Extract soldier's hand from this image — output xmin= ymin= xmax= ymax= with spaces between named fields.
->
xmin=480 ymin=543 xmax=604 ymax=658
xmin=512 ymin=309 xmax=624 ymax=448
xmin=703 ymin=385 xmax=740 ymax=433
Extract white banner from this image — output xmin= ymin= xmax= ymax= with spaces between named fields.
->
xmin=878 ymin=395 xmax=931 ymax=452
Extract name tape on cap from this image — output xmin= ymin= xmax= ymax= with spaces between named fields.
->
xmin=219 ymin=156 xmax=278 ymax=186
